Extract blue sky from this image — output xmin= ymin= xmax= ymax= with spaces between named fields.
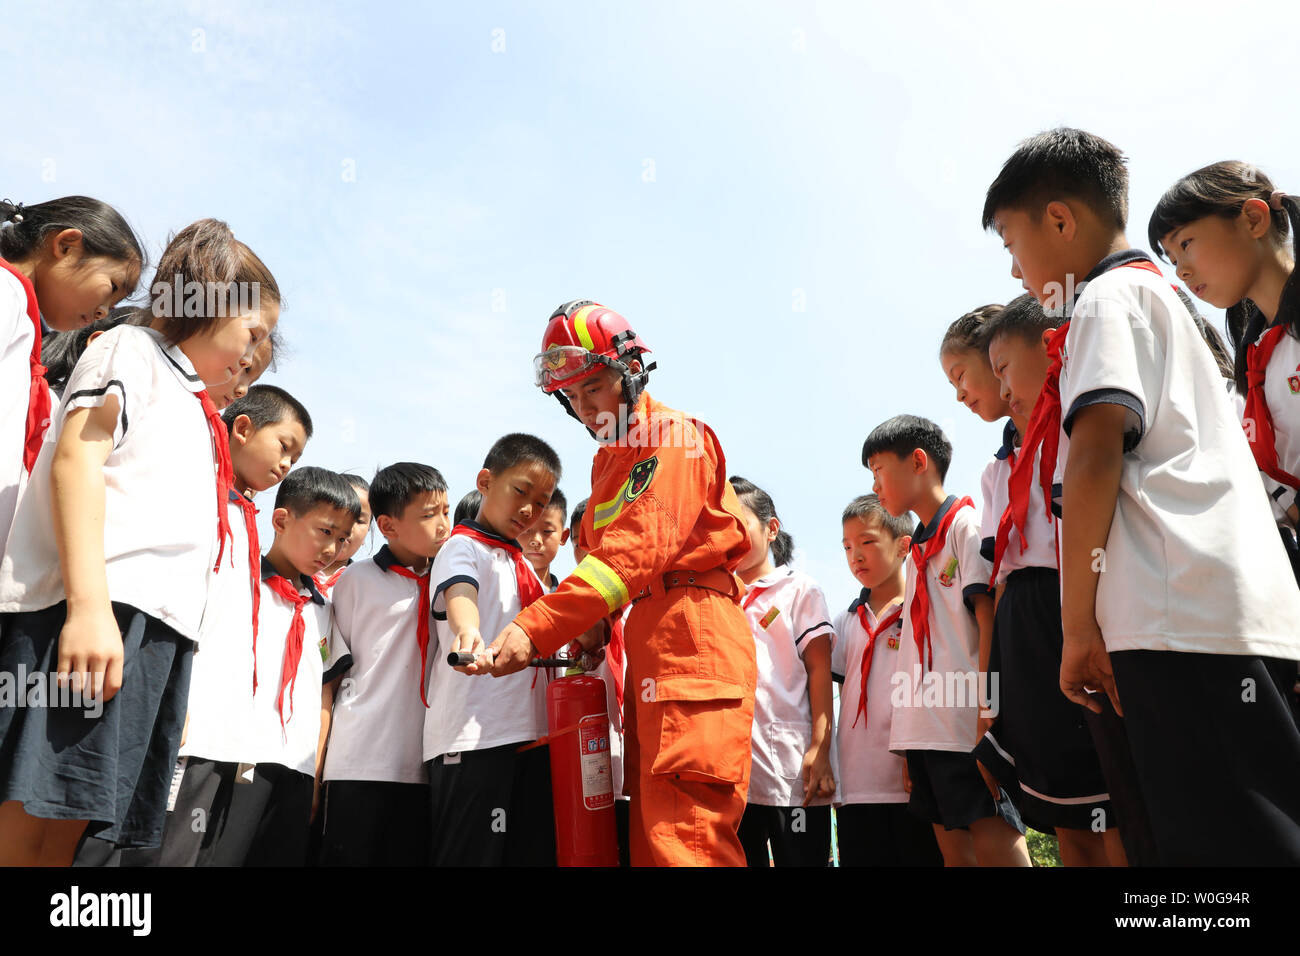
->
xmin=5 ymin=0 xmax=1297 ymax=612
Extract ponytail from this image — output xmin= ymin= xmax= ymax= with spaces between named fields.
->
xmin=0 ymin=196 xmax=143 ymax=275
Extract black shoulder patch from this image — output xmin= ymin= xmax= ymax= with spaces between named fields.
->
xmin=625 ymin=456 xmax=659 ymax=502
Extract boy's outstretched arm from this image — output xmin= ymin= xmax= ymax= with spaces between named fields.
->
xmin=1058 ymin=403 xmax=1127 ymax=716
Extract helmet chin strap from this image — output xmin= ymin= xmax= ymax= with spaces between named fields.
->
xmin=551 ymin=355 xmax=657 ymax=443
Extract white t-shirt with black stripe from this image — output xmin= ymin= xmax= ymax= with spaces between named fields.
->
xmin=1055 ymin=261 xmax=1300 ymax=661
xmin=0 ymin=325 xmax=219 ymax=642
xmin=742 ymin=566 xmax=835 ymax=807
xmin=423 ymin=527 xmax=548 ymax=760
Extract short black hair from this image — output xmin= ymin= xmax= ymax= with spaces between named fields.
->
xmin=542 ymin=488 xmax=568 ymax=525
xmin=339 ymin=473 xmax=369 ymax=495
xmin=842 ymin=494 xmax=912 ymax=540
xmin=569 ymin=497 xmax=588 ymax=535
xmin=369 ymin=462 xmax=447 ymax=520
xmin=984 ymin=293 xmax=1056 ymax=347
xmin=42 ymin=307 xmax=133 ymax=394
xmin=861 ymin=415 xmax=953 ymax=481
xmin=274 ymin=466 xmax=361 ymax=521
xmin=982 ymin=127 xmax=1129 ymax=232
xmin=453 ymin=490 xmax=482 ymax=527
xmin=222 ymin=384 xmax=313 ymax=439
xmin=482 ymin=433 xmax=562 ymax=484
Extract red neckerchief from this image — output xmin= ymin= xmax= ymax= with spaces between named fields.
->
xmin=608 ymin=614 xmax=625 ymax=716
xmin=991 ymin=255 xmax=1165 ymax=585
xmin=0 ymin=258 xmax=50 ymax=473
xmin=264 ymin=572 xmax=310 ymax=732
xmin=314 ymin=565 xmax=347 ymax=598
xmin=230 ymin=488 xmax=261 ymax=694
xmin=386 ymin=561 xmax=433 ymax=707
xmin=200 ymin=391 xmax=235 ymax=570
xmin=852 ymin=599 xmax=903 ymax=729
xmin=1244 ymin=323 xmax=1300 ymax=489
xmin=909 ymin=496 xmax=973 ymax=671
xmin=448 ymin=523 xmax=544 ymax=608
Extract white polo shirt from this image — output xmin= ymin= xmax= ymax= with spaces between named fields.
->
xmin=980 ymin=420 xmax=1057 ymax=585
xmin=0 ymin=325 xmax=219 ymax=642
xmin=0 ymin=266 xmax=36 ymax=569
xmin=423 ymin=523 xmax=549 ymax=760
xmin=831 ymin=591 xmax=908 ymax=804
xmin=248 ymin=558 xmax=348 ymax=775
xmin=181 ymin=492 xmax=260 ymax=764
xmin=888 ymin=496 xmax=991 ymax=754
xmin=324 ymin=546 xmax=431 ymax=785
xmin=742 ymin=566 xmax=835 ymax=807
xmin=1055 ymin=254 xmax=1300 ymax=661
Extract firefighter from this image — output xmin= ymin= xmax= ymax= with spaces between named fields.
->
xmin=469 ymin=300 xmax=757 ymax=866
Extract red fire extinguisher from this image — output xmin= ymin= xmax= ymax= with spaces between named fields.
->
xmin=446 ymin=652 xmax=620 ymax=866
xmin=545 ymin=672 xmax=619 ymax=867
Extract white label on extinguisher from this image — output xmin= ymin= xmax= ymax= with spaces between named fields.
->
xmin=578 ymin=714 xmax=615 ymax=810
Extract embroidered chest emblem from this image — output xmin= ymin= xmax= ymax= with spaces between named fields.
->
xmin=759 ymin=607 xmax=780 ymax=630
xmin=1289 ymin=373 xmax=1300 ymax=395
xmin=938 ymin=556 xmax=958 ymax=588
xmin=318 ymin=635 xmax=328 ymax=662
xmin=886 ymin=634 xmax=900 ymax=650
xmin=625 ymin=456 xmax=658 ymax=502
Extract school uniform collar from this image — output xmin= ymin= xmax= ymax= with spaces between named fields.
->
xmin=995 ymin=419 xmax=1020 ymax=461
xmin=1082 ymin=248 xmax=1156 ymax=285
xmin=138 ymin=326 xmax=206 ymax=393
xmin=228 ymin=487 xmax=255 ymax=504
xmin=259 ymin=554 xmax=325 ymax=604
xmin=454 ymin=518 xmax=519 ymax=548
xmin=911 ymin=495 xmax=958 ymax=545
xmin=547 ymin=572 xmax=559 ymax=590
xmin=749 ymin=566 xmax=795 ymax=591
xmin=848 ymin=586 xmax=871 ymax=614
xmin=373 ymin=544 xmax=424 ymax=575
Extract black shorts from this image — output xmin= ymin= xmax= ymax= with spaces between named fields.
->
xmin=0 ymin=602 xmax=193 ymax=848
xmin=834 ymin=802 xmax=943 ymax=867
xmin=319 ymin=779 xmax=431 ymax=866
xmin=976 ymin=568 xmax=1111 ymax=832
xmin=1109 ymin=648 xmax=1300 ymax=865
xmin=738 ymin=803 xmax=831 ymax=867
xmin=905 ymin=749 xmax=1025 ymax=833
xmin=427 ymin=742 xmax=555 ymax=867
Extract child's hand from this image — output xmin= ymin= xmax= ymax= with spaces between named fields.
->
xmin=57 ymin=603 xmax=124 ymax=704
xmin=1061 ymin=619 xmax=1121 ymax=716
xmin=451 ymin=627 xmax=486 ymax=674
xmin=901 ymin=760 xmax=912 ymax=795
xmin=311 ymin=778 xmax=321 ymax=824
xmin=800 ymin=744 xmax=836 ymax=806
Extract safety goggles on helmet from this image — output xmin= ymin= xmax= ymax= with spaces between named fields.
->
xmin=533 ymin=345 xmax=619 ymax=392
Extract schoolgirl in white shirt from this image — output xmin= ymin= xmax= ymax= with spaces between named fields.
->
xmin=0 ymin=218 xmax=279 ymax=865
xmin=730 ymin=476 xmax=836 ymax=868
xmin=0 ymin=197 xmax=143 ymax=567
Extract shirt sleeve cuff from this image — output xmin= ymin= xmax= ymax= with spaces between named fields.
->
xmin=1063 ymin=388 xmax=1145 ymax=452
xmin=962 ymin=582 xmax=992 ymax=614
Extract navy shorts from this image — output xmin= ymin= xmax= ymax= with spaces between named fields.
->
xmin=905 ymin=748 xmax=1025 ymax=833
xmin=975 ymin=568 xmax=1112 ymax=832
xmin=0 ymin=601 xmax=193 ymax=848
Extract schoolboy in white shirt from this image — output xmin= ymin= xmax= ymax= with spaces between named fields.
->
xmin=141 ymin=386 xmax=311 ymax=866
xmin=240 ymin=466 xmax=356 ymax=866
xmin=863 ymin=414 xmax=1029 ymax=867
xmin=983 ymin=126 xmax=1300 ymax=864
xmin=832 ymin=494 xmax=942 ymax=867
xmin=320 ymin=462 xmax=451 ymax=866
xmin=425 ymin=433 xmax=560 ymax=866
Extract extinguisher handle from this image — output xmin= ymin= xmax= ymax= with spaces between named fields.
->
xmin=447 ymin=651 xmax=489 ymax=667
xmin=528 ymin=657 xmax=571 ymax=668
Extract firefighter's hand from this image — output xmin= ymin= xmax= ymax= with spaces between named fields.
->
xmin=484 ymin=623 xmax=537 ymax=677
xmin=573 ymin=618 xmax=610 ymax=653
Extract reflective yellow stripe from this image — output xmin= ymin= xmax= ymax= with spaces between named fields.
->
xmin=572 ymin=305 xmax=597 ymax=351
xmin=573 ymin=555 xmax=629 ymax=612
xmin=592 ymin=478 xmax=630 ymax=529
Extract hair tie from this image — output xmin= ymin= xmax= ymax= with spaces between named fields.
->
xmin=0 ymin=200 xmax=23 ymax=229
xmin=1269 ymin=190 xmax=1288 ymax=211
